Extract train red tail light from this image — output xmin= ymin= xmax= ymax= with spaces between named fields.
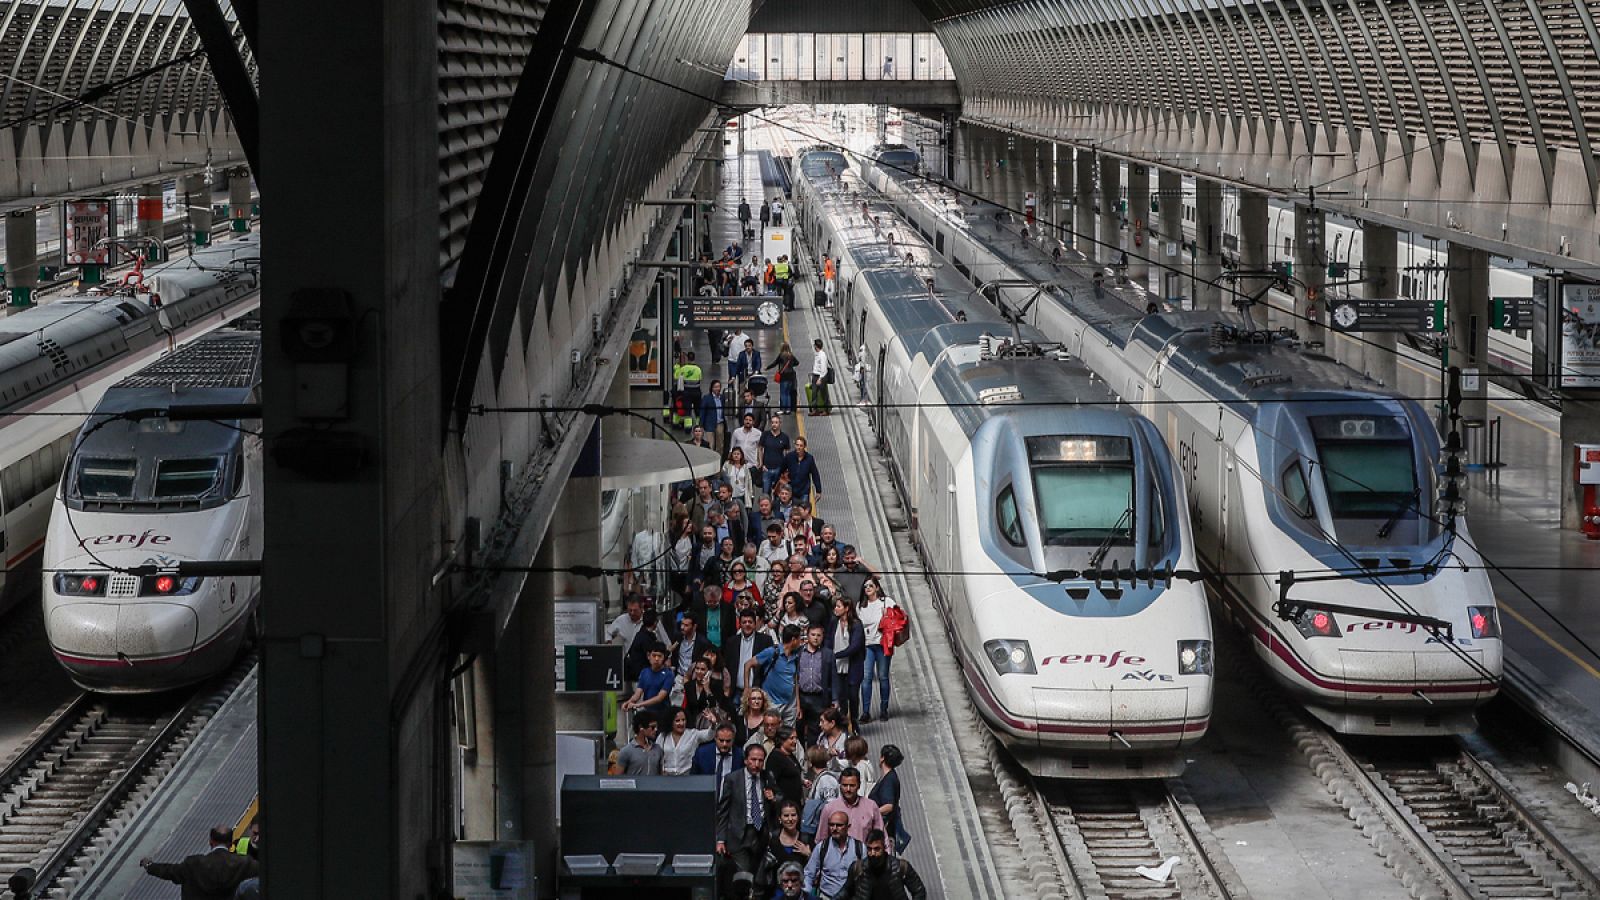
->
xmin=1467 ymin=606 xmax=1500 ymax=639
xmin=53 ymin=573 xmax=109 ymax=597
xmin=1292 ymin=609 xmax=1341 ymax=639
xmin=137 ymin=575 xmax=203 ymax=596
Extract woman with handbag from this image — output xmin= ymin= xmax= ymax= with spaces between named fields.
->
xmin=768 ymin=343 xmax=798 ymax=415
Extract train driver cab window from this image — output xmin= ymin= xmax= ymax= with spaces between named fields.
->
xmin=153 ymin=458 xmax=222 ymax=499
xmin=1308 ymin=416 xmax=1418 ymax=520
xmin=996 ymin=485 xmax=1024 ymax=547
xmin=78 ymin=458 xmax=137 ymax=500
xmin=1024 ymin=435 xmax=1135 ymax=546
xmin=1282 ymin=461 xmax=1313 ymax=518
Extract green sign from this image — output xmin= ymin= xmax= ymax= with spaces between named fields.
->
xmin=1491 ymin=297 xmax=1531 ymax=330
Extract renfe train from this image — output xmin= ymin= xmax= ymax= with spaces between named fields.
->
xmin=0 ymin=236 xmax=260 ymax=610
xmin=42 ymin=325 xmax=262 ymax=693
xmin=863 ymin=153 xmax=1503 ymax=736
xmin=795 ymin=148 xmax=1214 ymax=777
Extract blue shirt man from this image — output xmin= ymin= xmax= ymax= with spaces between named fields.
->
xmin=746 ymin=624 xmax=804 ymax=708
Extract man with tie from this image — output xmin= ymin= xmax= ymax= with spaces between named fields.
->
xmin=691 ymin=724 xmax=739 ymax=801
xmin=716 ymin=744 xmax=774 ymax=880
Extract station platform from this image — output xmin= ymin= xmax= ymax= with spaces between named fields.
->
xmin=884 ymin=174 xmax=1600 ymax=765
xmin=669 ymin=148 xmax=1009 ymax=898
xmin=78 ymin=667 xmax=258 ymax=898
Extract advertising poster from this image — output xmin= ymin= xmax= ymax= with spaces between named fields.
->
xmin=64 ymin=200 xmax=112 ymax=265
xmin=1561 ymin=282 xmax=1600 ymax=389
xmin=628 ymin=292 xmax=662 ymax=387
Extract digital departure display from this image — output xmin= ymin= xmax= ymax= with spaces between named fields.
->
xmin=1026 ymin=435 xmax=1133 ymax=463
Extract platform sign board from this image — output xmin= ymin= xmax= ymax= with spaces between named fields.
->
xmin=684 ymin=295 xmax=763 ymax=328
xmin=562 ymin=645 xmax=624 ymax=693
xmin=1328 ymin=298 xmax=1445 ymax=333
xmin=554 ymin=597 xmax=601 ymax=689
xmin=1491 ymin=297 xmax=1532 ymax=331
xmin=451 ymin=840 xmax=534 ymax=899
xmin=1561 ymin=282 xmax=1600 ymax=388
xmin=64 ymin=200 xmax=112 ymax=265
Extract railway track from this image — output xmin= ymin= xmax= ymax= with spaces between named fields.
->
xmin=0 ymin=658 xmax=254 ymax=898
xmin=1036 ymin=779 xmax=1240 ymax=900
xmin=1337 ymin=738 xmax=1600 ymax=900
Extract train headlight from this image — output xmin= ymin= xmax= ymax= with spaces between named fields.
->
xmin=983 ymin=639 xmax=1036 ymax=675
xmin=53 ymin=573 xmax=108 ymax=597
xmin=1177 ymin=640 xmax=1213 ymax=675
xmin=1467 ymin=606 xmax=1500 ymax=639
xmin=1292 ymin=609 xmax=1342 ymax=639
xmin=139 ymin=575 xmax=203 ymax=596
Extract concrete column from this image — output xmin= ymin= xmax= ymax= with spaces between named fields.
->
xmin=1098 ymin=154 xmax=1121 ymax=271
xmin=1238 ymin=191 xmax=1271 ymax=328
xmin=4 ymin=209 xmax=38 ymax=307
xmin=1157 ymin=169 xmax=1183 ymax=303
xmin=1126 ymin=164 xmax=1151 ymax=291
xmin=229 ymin=168 xmax=253 ymax=232
xmin=1295 ymin=205 xmax=1327 ymax=344
xmin=1052 ymin=143 xmax=1072 ymax=247
xmin=1000 ymin=133 xmax=1021 ymax=216
xmin=1193 ymin=179 xmax=1223 ymax=310
xmin=1074 ymin=149 xmax=1096 ymax=259
xmin=1360 ymin=222 xmax=1400 ymax=386
xmin=1446 ymin=243 xmax=1491 ymax=422
xmin=182 ymin=172 xmax=212 ymax=247
xmin=137 ymin=181 xmax=166 ymax=248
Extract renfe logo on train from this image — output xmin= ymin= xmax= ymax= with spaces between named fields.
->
xmin=78 ymin=530 xmax=173 ymax=549
xmin=1041 ymin=651 xmax=1146 ymax=668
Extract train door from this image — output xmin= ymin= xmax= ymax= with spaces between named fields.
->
xmin=874 ymin=345 xmax=888 ymax=444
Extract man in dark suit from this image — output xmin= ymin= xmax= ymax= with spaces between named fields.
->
xmin=691 ymin=723 xmax=739 ymax=803
xmin=671 ymin=611 xmax=716 ymax=676
xmin=139 ymin=825 xmax=259 ymax=899
xmin=716 ymin=743 xmax=773 ymax=879
xmin=723 ymin=611 xmax=775 ymax=694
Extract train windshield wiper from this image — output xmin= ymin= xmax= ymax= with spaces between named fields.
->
xmin=1375 ymin=487 xmax=1422 ymax=539
xmin=1088 ymin=505 xmax=1135 ymax=570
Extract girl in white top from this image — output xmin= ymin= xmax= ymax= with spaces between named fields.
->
xmin=721 ymin=447 xmax=754 ymax=506
xmin=658 ymin=707 xmax=715 ymax=776
xmin=858 ymin=581 xmax=890 ymax=646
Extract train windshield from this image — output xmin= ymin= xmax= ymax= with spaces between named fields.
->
xmin=77 ymin=458 xmax=137 ymax=500
xmin=153 ymin=458 xmax=222 ymax=499
xmin=1026 ymin=435 xmax=1135 ymax=545
xmin=1309 ymin=416 xmax=1419 ymax=518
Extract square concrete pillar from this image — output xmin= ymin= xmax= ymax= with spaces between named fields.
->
xmin=1157 ymin=169 xmax=1183 ymax=303
xmin=1360 ymin=222 xmax=1400 ymax=386
xmin=1098 ymin=154 xmax=1122 ymax=270
xmin=1126 ymin=164 xmax=1151 ymax=291
xmin=1295 ymin=205 xmax=1327 ymax=344
xmin=1194 ymin=179 xmax=1223 ymax=310
xmin=1238 ymin=191 xmax=1271 ymax=328
xmin=1446 ymin=242 xmax=1490 ymax=422
xmin=1075 ymin=148 xmax=1096 ymax=257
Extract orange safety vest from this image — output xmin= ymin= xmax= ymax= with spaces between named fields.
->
xmin=823 ymin=259 xmax=836 ymax=281
xmin=764 ymin=264 xmax=776 ymax=285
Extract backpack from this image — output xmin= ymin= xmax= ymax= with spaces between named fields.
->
xmin=800 ymin=771 xmax=837 ymax=836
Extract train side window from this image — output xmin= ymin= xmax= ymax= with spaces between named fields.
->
xmin=1282 ymin=462 xmax=1313 ymax=518
xmin=0 ymin=463 xmax=22 ymax=510
xmin=996 ymin=485 xmax=1025 ymax=547
xmin=1283 ymin=236 xmax=1293 ymax=256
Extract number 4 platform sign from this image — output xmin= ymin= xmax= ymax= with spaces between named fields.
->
xmin=562 ymin=645 xmax=624 ymax=693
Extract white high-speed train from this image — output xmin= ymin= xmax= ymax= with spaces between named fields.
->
xmin=864 ymin=155 xmax=1502 ymax=735
xmin=43 ymin=325 xmax=262 ymax=693
xmin=796 ymin=149 xmax=1214 ymax=777
xmin=0 ymin=236 xmax=260 ymax=609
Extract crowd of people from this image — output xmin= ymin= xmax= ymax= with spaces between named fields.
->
xmin=610 ymin=322 xmax=921 ymax=896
